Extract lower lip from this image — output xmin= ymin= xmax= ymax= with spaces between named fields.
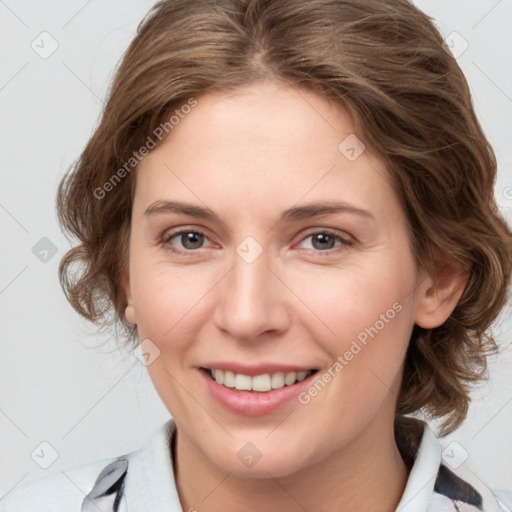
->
xmin=199 ymin=368 xmax=317 ymax=416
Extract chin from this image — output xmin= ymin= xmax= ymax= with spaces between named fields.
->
xmin=202 ymin=435 xmax=318 ymax=479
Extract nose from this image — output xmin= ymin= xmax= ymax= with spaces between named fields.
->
xmin=212 ymin=242 xmax=291 ymax=343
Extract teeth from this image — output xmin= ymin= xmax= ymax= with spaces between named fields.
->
xmin=271 ymin=372 xmax=285 ymax=389
xmin=234 ymin=373 xmax=252 ymax=391
xmin=209 ymin=369 xmax=313 ymax=392
xmin=223 ymin=371 xmax=235 ymax=388
xmin=284 ymin=372 xmax=297 ymax=385
xmin=296 ymin=371 xmax=308 ymax=382
xmin=213 ymin=369 xmax=224 ymax=385
xmin=252 ymin=374 xmax=272 ymax=392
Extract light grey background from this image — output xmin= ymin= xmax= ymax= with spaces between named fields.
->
xmin=1 ymin=0 xmax=511 ymax=497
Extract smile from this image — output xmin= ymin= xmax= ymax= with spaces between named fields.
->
xmin=199 ymin=363 xmax=320 ymax=415
xmin=205 ymin=368 xmax=317 ymax=392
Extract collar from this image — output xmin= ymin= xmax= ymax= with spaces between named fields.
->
xmin=395 ymin=417 xmax=505 ymax=512
xmin=81 ymin=416 xmax=506 ymax=512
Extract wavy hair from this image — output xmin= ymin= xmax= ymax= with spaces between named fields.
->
xmin=56 ymin=0 xmax=512 ymax=434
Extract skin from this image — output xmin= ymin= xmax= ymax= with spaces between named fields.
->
xmin=122 ymin=80 xmax=466 ymax=512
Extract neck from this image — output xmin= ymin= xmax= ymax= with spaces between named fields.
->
xmin=173 ymin=414 xmax=409 ymax=512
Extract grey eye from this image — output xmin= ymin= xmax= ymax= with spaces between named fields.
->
xmin=176 ymin=231 xmax=205 ymax=250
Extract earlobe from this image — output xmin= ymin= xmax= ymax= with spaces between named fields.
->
xmin=125 ymin=303 xmax=137 ymax=325
xmin=120 ymin=270 xmax=137 ymax=325
xmin=415 ymin=256 xmax=470 ymax=329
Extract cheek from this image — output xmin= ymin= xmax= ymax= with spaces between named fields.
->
xmin=130 ymin=261 xmax=218 ymax=348
xmin=286 ymin=257 xmax=416 ymax=355
xmin=129 ymin=266 xmax=214 ymax=407
xmin=288 ymin=254 xmax=417 ymax=417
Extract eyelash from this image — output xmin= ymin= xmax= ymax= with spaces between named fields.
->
xmin=161 ymin=227 xmax=354 ymax=255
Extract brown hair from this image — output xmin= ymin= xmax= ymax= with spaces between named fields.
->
xmin=56 ymin=0 xmax=512 ymax=434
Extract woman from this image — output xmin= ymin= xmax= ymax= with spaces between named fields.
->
xmin=2 ymin=0 xmax=511 ymax=510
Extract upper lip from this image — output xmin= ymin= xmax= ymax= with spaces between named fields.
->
xmin=200 ymin=362 xmax=317 ymax=376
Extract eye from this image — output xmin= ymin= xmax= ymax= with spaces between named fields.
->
xmin=162 ymin=228 xmax=212 ymax=252
xmin=297 ymin=230 xmax=353 ymax=253
xmin=161 ymin=227 xmax=353 ymax=254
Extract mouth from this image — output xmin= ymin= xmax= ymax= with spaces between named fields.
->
xmin=200 ymin=367 xmax=319 ymax=393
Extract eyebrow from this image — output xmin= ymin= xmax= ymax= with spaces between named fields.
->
xmin=144 ymin=200 xmax=375 ymax=223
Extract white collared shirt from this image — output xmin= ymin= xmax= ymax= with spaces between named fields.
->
xmin=1 ymin=417 xmax=511 ymax=511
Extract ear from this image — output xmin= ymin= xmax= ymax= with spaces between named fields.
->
xmin=120 ymin=268 xmax=137 ymax=325
xmin=414 ymin=254 xmax=470 ymax=329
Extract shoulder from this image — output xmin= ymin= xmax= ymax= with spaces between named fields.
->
xmin=0 ymin=420 xmax=176 ymax=512
xmin=0 ymin=455 xmax=120 ymax=512
xmin=493 ymin=489 xmax=512 ymax=512
xmin=395 ymin=417 xmax=512 ymax=512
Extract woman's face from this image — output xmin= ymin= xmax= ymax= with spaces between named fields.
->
xmin=124 ymin=81 xmax=427 ymax=477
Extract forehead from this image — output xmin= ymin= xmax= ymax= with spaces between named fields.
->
xmin=134 ymin=81 xmax=400 ymax=226
xmin=151 ymin=81 xmax=360 ymax=163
